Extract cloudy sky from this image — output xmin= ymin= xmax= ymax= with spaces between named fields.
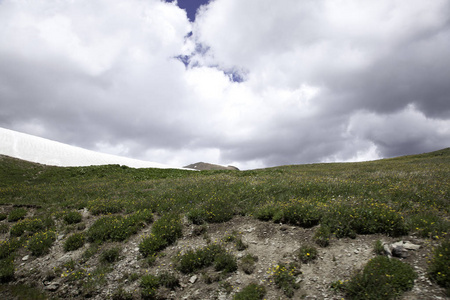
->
xmin=1 ymin=0 xmax=449 ymax=169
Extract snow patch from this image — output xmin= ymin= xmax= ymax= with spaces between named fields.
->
xmin=0 ymin=127 xmax=183 ymax=169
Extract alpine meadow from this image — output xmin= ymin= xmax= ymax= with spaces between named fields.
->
xmin=0 ymin=149 xmax=449 ymax=299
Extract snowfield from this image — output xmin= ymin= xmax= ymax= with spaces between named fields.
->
xmin=0 ymin=127 xmax=182 ymax=169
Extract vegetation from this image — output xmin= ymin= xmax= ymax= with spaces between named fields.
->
xmin=7 ymin=208 xmax=27 ymax=222
xmin=297 ymin=244 xmax=318 ymax=263
xmin=268 ymin=262 xmax=301 ymax=298
xmin=233 ymin=283 xmax=266 ymax=300
xmin=26 ymin=230 xmax=56 ymax=256
xmin=63 ymin=233 xmax=85 ymax=252
xmin=428 ymin=240 xmax=450 ymax=294
xmin=100 ymin=247 xmax=121 ymax=264
xmin=62 ymin=210 xmax=83 ymax=224
xmin=139 ymin=213 xmax=182 ymax=257
xmin=240 ymin=253 xmax=258 ymax=274
xmin=140 ymin=272 xmax=179 ymax=300
xmin=335 ymin=256 xmax=417 ymax=299
xmin=373 ymin=240 xmax=385 ymax=255
xmin=176 ymin=244 xmax=237 ymax=274
xmin=0 ymin=148 xmax=449 ymax=298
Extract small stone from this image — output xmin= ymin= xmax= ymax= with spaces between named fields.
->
xmin=22 ymin=255 xmax=29 ymax=261
xmin=134 ymin=247 xmax=139 ymax=252
xmin=189 ymin=275 xmax=198 ymax=284
xmin=392 ymin=246 xmax=409 ymax=258
xmin=44 ymin=283 xmax=60 ymax=291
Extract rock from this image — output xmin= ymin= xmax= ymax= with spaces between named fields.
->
xmin=22 ymin=255 xmax=29 ymax=261
xmin=189 ymin=275 xmax=198 ymax=284
xmin=392 ymin=246 xmax=409 ymax=258
xmin=280 ymin=225 xmax=289 ymax=231
xmin=44 ymin=282 xmax=60 ymax=291
xmin=383 ymin=244 xmax=392 ymax=256
xmin=403 ymin=242 xmax=421 ymax=250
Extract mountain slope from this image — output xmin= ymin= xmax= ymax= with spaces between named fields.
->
xmin=0 ymin=127 xmax=179 ymax=169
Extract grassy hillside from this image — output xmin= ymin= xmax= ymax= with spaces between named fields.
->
xmin=0 ymin=149 xmax=449 ymax=299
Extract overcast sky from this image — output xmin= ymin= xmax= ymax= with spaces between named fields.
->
xmin=1 ymin=0 xmax=449 ymax=169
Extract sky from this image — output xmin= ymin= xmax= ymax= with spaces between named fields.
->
xmin=1 ymin=0 xmax=449 ymax=170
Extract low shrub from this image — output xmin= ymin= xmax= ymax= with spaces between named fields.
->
xmin=428 ymin=240 xmax=450 ymax=292
xmin=341 ymin=256 xmax=417 ymax=299
xmin=273 ymin=199 xmax=321 ymax=228
xmin=111 ymin=287 xmax=134 ymax=300
xmin=88 ymin=199 xmax=124 ymax=215
xmin=374 ymin=240 xmax=385 ymax=255
xmin=140 ymin=274 xmax=159 ymax=300
xmin=140 ymin=272 xmax=179 ymax=300
xmin=254 ymin=202 xmax=279 ymax=221
xmin=0 ymin=238 xmax=22 ymax=259
xmin=27 ymin=230 xmax=56 ymax=256
xmin=150 ymin=213 xmax=182 ymax=245
xmin=233 ymin=283 xmax=266 ymax=300
xmin=0 ymin=223 xmax=9 ymax=234
xmin=87 ymin=210 xmax=152 ymax=243
xmin=0 ymin=213 xmax=7 ymax=221
xmin=158 ymin=272 xmax=180 ymax=289
xmin=187 ymin=198 xmax=234 ymax=224
xmin=82 ymin=243 xmax=100 ymax=262
xmin=223 ymin=231 xmax=247 ymax=251
xmin=240 ymin=253 xmax=258 ymax=274
xmin=10 ymin=218 xmax=46 ymax=237
xmin=297 ymin=245 xmax=318 ymax=263
xmin=314 ymin=225 xmax=331 ymax=247
xmin=7 ymin=208 xmax=27 ymax=222
xmin=408 ymin=213 xmax=449 ymax=239
xmin=214 ymin=251 xmax=237 ymax=273
xmin=139 ymin=234 xmax=167 ymax=258
xmin=322 ymin=199 xmax=408 ymax=238
xmin=63 ymin=211 xmax=82 ymax=224
xmin=139 ymin=213 xmax=182 ymax=257
xmin=269 ymin=262 xmax=301 ymax=298
xmin=0 ymin=256 xmax=15 ymax=283
xmin=100 ymin=247 xmax=121 ymax=264
xmin=176 ymin=244 xmax=234 ymax=274
xmin=64 ymin=233 xmax=85 ymax=252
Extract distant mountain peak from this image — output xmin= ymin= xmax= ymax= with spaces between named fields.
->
xmin=184 ymin=162 xmax=239 ymax=171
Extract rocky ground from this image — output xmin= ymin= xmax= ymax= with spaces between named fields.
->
xmin=2 ymin=211 xmax=449 ymax=300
